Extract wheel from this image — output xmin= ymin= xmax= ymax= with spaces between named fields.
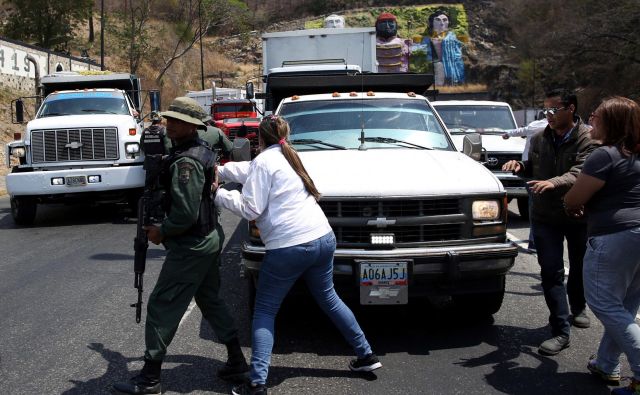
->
xmin=517 ymin=197 xmax=529 ymax=220
xmin=10 ymin=196 xmax=37 ymax=225
xmin=453 ymin=286 xmax=505 ymax=317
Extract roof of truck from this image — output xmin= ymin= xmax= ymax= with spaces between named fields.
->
xmin=280 ymin=91 xmax=428 ymax=103
xmin=431 ymin=100 xmax=512 ymax=107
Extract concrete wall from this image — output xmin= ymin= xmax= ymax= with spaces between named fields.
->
xmin=0 ymin=36 xmax=101 ymax=93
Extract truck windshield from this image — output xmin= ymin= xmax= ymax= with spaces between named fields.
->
xmin=38 ymin=91 xmax=130 ymax=117
xmin=279 ymin=99 xmax=452 ymax=151
xmin=434 ymin=105 xmax=516 ymax=134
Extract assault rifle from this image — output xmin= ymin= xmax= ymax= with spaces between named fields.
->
xmin=132 ymin=124 xmax=167 ymax=323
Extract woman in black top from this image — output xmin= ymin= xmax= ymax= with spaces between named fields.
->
xmin=564 ymin=96 xmax=640 ymax=394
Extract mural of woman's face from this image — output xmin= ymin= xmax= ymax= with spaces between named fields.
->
xmin=433 ymin=14 xmax=449 ymax=33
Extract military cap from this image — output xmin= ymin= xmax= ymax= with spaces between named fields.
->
xmin=161 ymin=97 xmax=207 ymax=127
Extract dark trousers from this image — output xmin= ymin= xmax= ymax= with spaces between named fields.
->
xmin=532 ymin=220 xmax=587 ymax=337
xmin=144 ymin=231 xmax=238 ymax=361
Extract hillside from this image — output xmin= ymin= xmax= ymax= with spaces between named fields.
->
xmin=1 ymin=1 xmax=517 ymax=181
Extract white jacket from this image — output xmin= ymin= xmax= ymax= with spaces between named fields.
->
xmin=215 ymin=145 xmax=331 ymax=250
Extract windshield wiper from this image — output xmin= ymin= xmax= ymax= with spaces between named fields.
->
xmin=363 ymin=137 xmax=433 ymax=150
xmin=40 ymin=112 xmax=70 ymax=117
xmin=82 ymin=109 xmax=120 ymax=114
xmin=290 ymin=139 xmax=347 ymax=150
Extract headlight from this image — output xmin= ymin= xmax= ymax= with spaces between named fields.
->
xmin=472 ymin=200 xmax=500 ymax=220
xmin=10 ymin=146 xmax=26 ymax=158
xmin=125 ymin=143 xmax=140 ymax=154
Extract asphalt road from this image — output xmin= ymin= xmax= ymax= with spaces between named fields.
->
xmin=0 ymin=197 xmax=629 ymax=394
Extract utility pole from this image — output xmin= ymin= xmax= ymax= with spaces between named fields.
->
xmin=531 ymin=60 xmax=536 ymax=121
xmin=199 ymin=0 xmax=205 ymax=91
xmin=100 ymin=0 xmax=105 ymax=70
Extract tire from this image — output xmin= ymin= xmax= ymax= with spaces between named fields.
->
xmin=453 ymin=286 xmax=505 ymax=317
xmin=517 ymin=197 xmax=529 ymax=220
xmin=10 ymin=196 xmax=37 ymax=226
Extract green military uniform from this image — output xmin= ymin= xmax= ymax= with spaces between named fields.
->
xmin=114 ymin=96 xmax=247 ymax=395
xmin=199 ymin=125 xmax=233 ymax=156
xmin=144 ymin=140 xmax=237 ymax=361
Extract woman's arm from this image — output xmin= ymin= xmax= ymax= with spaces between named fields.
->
xmin=214 ymin=162 xmax=270 ymax=221
xmin=563 ymin=172 xmax=605 ymax=216
xmin=218 ymin=161 xmax=251 ymax=184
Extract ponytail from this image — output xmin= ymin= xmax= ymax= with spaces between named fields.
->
xmin=260 ymin=116 xmax=322 ymax=201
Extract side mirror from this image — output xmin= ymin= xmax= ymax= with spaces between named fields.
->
xmin=245 ymin=82 xmax=254 ymax=100
xmin=13 ymin=99 xmax=25 ymax=124
xmin=149 ymin=90 xmax=161 ymax=112
xmin=462 ymin=133 xmax=483 ymax=161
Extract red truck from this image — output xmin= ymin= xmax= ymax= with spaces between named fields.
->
xmin=211 ymin=99 xmax=256 ymax=126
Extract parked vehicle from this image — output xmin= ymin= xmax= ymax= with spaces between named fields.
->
xmin=239 ymin=31 xmax=517 ymax=316
xmin=431 ymin=100 xmax=529 ymax=218
xmin=5 ymin=71 xmax=158 ymax=225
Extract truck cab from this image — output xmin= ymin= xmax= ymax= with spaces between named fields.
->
xmin=6 ymin=72 xmax=147 ymax=225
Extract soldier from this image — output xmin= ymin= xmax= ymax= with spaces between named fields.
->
xmin=113 ymin=97 xmax=248 ymax=395
xmin=200 ymin=115 xmax=233 ymax=159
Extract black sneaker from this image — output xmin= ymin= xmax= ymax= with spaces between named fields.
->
xmin=349 ymin=353 xmax=382 ymax=372
xmin=231 ymin=382 xmax=267 ymax=395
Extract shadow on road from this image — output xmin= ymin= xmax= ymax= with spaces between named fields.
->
xmin=0 ymin=203 xmax=136 ymax=230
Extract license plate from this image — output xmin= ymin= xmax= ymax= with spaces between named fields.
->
xmin=66 ymin=175 xmax=87 ymax=187
xmin=359 ymin=261 xmax=409 ymax=305
xmin=360 ymin=262 xmax=408 ymax=286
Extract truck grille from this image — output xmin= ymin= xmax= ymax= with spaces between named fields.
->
xmin=31 ymin=128 xmax=119 ymax=163
xmin=319 ymin=199 xmax=463 ymax=244
xmin=484 ymin=153 xmax=521 ymax=170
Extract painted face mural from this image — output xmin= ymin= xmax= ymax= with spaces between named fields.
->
xmin=324 ymin=14 xmax=345 ymax=29
xmin=433 ymin=14 xmax=449 ymax=34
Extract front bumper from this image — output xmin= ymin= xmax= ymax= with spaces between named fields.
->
xmin=241 ymin=241 xmax=518 ymax=298
xmin=7 ymin=165 xmax=145 ymax=196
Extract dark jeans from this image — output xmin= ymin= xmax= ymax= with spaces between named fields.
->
xmin=532 ymin=221 xmax=587 ymax=337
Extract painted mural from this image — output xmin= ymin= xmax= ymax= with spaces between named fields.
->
xmin=306 ymin=4 xmax=469 ymax=86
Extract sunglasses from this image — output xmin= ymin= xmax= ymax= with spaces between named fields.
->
xmin=542 ymin=107 xmax=568 ymax=116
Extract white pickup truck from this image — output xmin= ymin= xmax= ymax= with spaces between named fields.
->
xmin=6 ymin=72 xmax=148 ymax=225
xmin=431 ymin=100 xmax=529 ymax=218
xmin=241 ymin=73 xmax=518 ymax=316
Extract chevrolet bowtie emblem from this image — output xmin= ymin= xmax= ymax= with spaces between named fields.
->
xmin=367 ymin=217 xmax=396 ymax=228
xmin=65 ymin=141 xmax=83 ymax=149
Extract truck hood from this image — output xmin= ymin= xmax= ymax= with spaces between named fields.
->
xmin=27 ymin=114 xmax=138 ymax=130
xmin=299 ymin=149 xmax=502 ymax=197
xmin=450 ymin=133 xmax=525 ymax=153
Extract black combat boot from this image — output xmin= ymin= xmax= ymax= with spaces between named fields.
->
xmin=113 ymin=358 xmax=162 ymax=394
xmin=217 ymin=337 xmax=249 ymax=382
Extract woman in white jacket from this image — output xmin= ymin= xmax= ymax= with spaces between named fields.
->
xmin=215 ymin=115 xmax=381 ymax=395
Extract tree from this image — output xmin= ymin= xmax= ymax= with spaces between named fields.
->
xmin=2 ymin=0 xmax=93 ymax=50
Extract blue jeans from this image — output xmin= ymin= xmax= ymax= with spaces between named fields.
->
xmin=532 ymin=221 xmax=587 ymax=337
xmin=584 ymin=226 xmax=640 ymax=379
xmin=249 ymin=231 xmax=372 ymax=385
